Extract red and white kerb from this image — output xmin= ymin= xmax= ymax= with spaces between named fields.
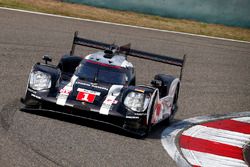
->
xmin=179 ymin=117 xmax=250 ymax=167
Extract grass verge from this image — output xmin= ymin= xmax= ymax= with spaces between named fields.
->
xmin=0 ymin=0 xmax=250 ymax=42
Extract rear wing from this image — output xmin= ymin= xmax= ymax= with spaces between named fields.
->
xmin=70 ymin=31 xmax=186 ymax=80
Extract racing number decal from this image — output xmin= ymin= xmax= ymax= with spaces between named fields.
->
xmin=76 ymin=88 xmax=100 ymax=103
xmin=77 ymin=91 xmax=96 ymax=103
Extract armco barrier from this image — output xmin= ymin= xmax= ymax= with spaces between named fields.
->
xmin=64 ymin=0 xmax=250 ymax=28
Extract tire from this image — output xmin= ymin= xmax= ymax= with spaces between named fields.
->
xmin=172 ymin=84 xmax=179 ymax=113
xmin=21 ymin=96 xmax=41 ymax=109
xmin=142 ymin=91 xmax=158 ymax=137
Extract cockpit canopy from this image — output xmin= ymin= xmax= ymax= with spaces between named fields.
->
xmin=75 ymin=60 xmax=128 ymax=85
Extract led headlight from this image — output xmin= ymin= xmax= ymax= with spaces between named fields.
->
xmin=29 ymin=71 xmax=51 ymax=91
xmin=124 ymin=92 xmax=150 ymax=112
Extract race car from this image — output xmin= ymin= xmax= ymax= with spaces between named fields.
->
xmin=21 ymin=31 xmax=186 ymax=137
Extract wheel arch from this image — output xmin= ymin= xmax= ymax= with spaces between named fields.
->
xmin=153 ymin=74 xmax=180 ymax=98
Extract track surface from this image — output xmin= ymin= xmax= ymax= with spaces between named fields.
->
xmin=0 ymin=8 xmax=250 ymax=167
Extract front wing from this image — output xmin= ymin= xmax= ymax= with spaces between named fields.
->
xmin=21 ymin=89 xmax=152 ymax=137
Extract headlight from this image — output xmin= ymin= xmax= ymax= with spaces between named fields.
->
xmin=124 ymin=92 xmax=150 ymax=112
xmin=29 ymin=71 xmax=51 ymax=91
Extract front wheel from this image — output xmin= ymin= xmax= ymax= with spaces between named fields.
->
xmin=164 ymin=84 xmax=179 ymax=125
xmin=141 ymin=90 xmax=158 ymax=138
xmin=21 ymin=95 xmax=41 ymax=109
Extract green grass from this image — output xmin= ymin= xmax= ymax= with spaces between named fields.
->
xmin=1 ymin=0 xmax=250 ymax=42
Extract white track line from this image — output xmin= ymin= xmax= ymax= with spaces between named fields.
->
xmin=181 ymin=149 xmax=248 ymax=167
xmin=161 ymin=111 xmax=250 ymax=167
xmin=232 ymin=117 xmax=250 ymax=123
xmin=0 ymin=7 xmax=250 ymax=44
xmin=182 ymin=125 xmax=250 ymax=148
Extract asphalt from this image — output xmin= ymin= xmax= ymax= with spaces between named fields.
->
xmin=0 ymin=8 xmax=250 ymax=167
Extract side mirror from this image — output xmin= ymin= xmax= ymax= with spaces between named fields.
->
xmin=42 ymin=55 xmax=52 ymax=64
xmin=151 ymin=79 xmax=162 ymax=87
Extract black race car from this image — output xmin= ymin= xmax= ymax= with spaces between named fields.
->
xmin=21 ymin=32 xmax=186 ymax=137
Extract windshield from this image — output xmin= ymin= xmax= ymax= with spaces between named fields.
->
xmin=75 ymin=60 xmax=127 ymax=85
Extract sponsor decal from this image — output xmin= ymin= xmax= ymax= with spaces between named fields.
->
xmin=56 ymin=75 xmax=78 ymax=106
xmin=59 ymin=86 xmax=72 ymax=95
xmin=104 ymin=98 xmax=118 ymax=104
xmin=134 ymin=113 xmax=147 ymax=116
xmin=100 ymin=85 xmax=123 ymax=115
xmin=152 ymin=98 xmax=164 ymax=124
xmin=100 ymin=96 xmax=117 ymax=113
xmin=76 ymin=81 xmax=109 ymax=91
xmin=57 ymin=94 xmax=68 ymax=104
xmin=153 ymin=96 xmax=173 ymax=122
xmin=57 ymin=86 xmax=73 ymax=105
xmin=135 ymin=89 xmax=145 ymax=93
xmin=75 ymin=81 xmax=91 ymax=87
xmin=31 ymin=94 xmax=41 ymax=99
xmin=77 ymin=88 xmax=101 ymax=95
xmin=126 ymin=116 xmax=140 ymax=119
xmin=92 ymin=85 xmax=109 ymax=91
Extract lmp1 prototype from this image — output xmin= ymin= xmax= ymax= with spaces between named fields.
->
xmin=21 ymin=32 xmax=186 ymax=137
